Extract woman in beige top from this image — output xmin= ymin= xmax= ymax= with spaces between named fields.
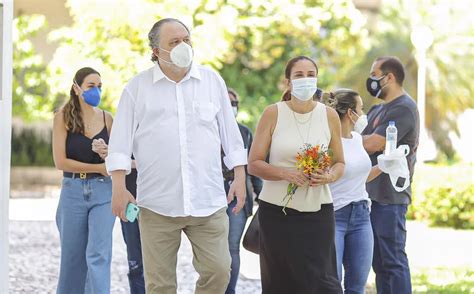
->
xmin=248 ymin=56 xmax=345 ymax=294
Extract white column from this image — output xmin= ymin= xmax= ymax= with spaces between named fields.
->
xmin=416 ymin=49 xmax=427 ymax=143
xmin=0 ymin=0 xmax=13 ymax=293
xmin=415 ymin=48 xmax=433 ymax=162
xmin=411 ymin=25 xmax=434 ymax=162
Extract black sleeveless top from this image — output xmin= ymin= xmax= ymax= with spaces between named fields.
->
xmin=64 ymin=111 xmax=109 ymax=176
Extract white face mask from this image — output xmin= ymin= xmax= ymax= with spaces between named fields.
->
xmin=232 ymin=106 xmax=238 ymax=117
xmin=291 ymin=77 xmax=317 ymax=101
xmin=158 ymin=41 xmax=193 ymax=68
xmin=351 ymin=110 xmax=368 ymax=134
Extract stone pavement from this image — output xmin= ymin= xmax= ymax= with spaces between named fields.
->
xmin=9 ymin=220 xmax=261 ymax=294
xmin=8 ymin=197 xmax=474 ymax=293
xmin=8 ymin=198 xmax=261 ymax=293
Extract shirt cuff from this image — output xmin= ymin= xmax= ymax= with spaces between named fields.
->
xmin=105 ymin=152 xmax=132 ymax=175
xmin=223 ymin=148 xmax=248 ymax=170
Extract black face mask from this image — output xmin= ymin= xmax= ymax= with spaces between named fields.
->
xmin=366 ymin=74 xmax=387 ymax=98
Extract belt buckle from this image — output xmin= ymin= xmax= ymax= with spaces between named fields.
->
xmin=79 ymin=173 xmax=87 ymax=179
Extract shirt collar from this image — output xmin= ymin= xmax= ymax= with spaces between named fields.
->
xmin=153 ymin=62 xmax=201 ymax=84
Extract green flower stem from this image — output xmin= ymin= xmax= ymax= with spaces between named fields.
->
xmin=282 ymin=183 xmax=298 ymax=215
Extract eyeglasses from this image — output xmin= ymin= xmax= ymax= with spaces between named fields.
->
xmin=231 ymin=101 xmax=239 ymax=107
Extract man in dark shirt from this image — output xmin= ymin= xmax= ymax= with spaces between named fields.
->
xmin=362 ymin=56 xmax=420 ymax=294
xmin=222 ymin=88 xmax=262 ymax=294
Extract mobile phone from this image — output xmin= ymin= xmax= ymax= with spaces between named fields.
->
xmin=125 ymin=203 xmax=140 ymax=223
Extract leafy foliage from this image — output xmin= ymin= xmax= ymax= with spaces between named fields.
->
xmin=407 ymin=163 xmax=474 ymax=229
xmin=12 ymin=0 xmax=473 ymax=161
xmin=211 ymin=0 xmax=369 ymax=129
xmin=11 ymin=124 xmax=54 ymax=166
xmin=12 ymin=15 xmax=53 ymax=121
xmin=409 ymin=184 xmax=474 ymax=229
xmin=46 ymin=0 xmax=368 ymax=130
xmin=343 ymin=0 xmax=474 ymax=159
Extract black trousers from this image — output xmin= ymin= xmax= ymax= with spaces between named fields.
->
xmin=259 ymin=201 xmax=342 ymax=294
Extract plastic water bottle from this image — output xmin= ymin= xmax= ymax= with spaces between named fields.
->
xmin=384 ymin=121 xmax=397 ymax=156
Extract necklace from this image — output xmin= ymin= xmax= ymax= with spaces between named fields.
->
xmin=292 ymin=111 xmax=313 ymax=124
xmin=85 ymin=118 xmax=95 ymax=130
xmin=289 ymin=101 xmax=314 ymax=144
xmin=84 ymin=113 xmax=100 ymax=131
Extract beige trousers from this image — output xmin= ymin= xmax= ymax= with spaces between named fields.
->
xmin=139 ymin=207 xmax=231 ymax=294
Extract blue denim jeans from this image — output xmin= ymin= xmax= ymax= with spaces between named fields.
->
xmin=120 ymin=219 xmax=145 ymax=294
xmin=371 ymin=200 xmax=412 ymax=294
xmin=56 ymin=177 xmax=115 ymax=294
xmin=225 ymin=198 xmax=248 ymax=294
xmin=335 ymin=200 xmax=373 ymax=294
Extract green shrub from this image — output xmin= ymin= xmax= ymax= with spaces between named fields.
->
xmin=11 ymin=126 xmax=54 ymax=167
xmin=409 ymin=185 xmax=474 ymax=230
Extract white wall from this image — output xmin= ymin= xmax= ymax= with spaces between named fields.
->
xmin=0 ymin=0 xmax=13 ymax=293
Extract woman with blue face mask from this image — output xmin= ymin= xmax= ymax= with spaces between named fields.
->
xmin=52 ymin=67 xmax=116 ymax=294
xmin=248 ymin=56 xmax=345 ymax=293
xmin=325 ymin=89 xmax=382 ymax=293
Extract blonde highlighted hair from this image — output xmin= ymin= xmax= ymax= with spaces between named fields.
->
xmin=322 ymin=89 xmax=359 ymax=119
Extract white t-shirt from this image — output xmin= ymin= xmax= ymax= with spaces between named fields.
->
xmin=329 ymin=132 xmax=371 ymax=211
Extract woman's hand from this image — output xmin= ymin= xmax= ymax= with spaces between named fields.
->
xmin=280 ymin=168 xmax=308 ymax=187
xmin=92 ymin=138 xmax=108 ymax=160
xmin=309 ymin=168 xmax=334 ymax=187
xmin=97 ymin=163 xmax=109 ymax=177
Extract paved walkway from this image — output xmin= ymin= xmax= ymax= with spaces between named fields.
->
xmin=8 ymin=197 xmax=474 ymax=293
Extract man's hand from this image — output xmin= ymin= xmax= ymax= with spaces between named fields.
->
xmin=111 ymin=171 xmax=136 ymax=222
xmin=227 ymin=165 xmax=246 ymax=215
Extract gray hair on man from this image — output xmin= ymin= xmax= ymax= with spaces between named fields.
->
xmin=148 ymin=18 xmax=191 ymax=62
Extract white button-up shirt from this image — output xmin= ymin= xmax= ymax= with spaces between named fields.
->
xmin=106 ymin=63 xmax=247 ymax=217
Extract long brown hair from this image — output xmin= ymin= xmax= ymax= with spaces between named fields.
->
xmin=62 ymin=67 xmax=100 ymax=134
xmin=323 ymin=89 xmax=359 ymax=119
xmin=281 ymin=56 xmax=319 ymax=102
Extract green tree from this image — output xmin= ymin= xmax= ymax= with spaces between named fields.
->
xmin=12 ymin=14 xmax=53 ymax=121
xmin=343 ymin=0 xmax=474 ymax=159
xmin=48 ymin=0 xmax=369 ymax=130
xmin=214 ymin=0 xmax=369 ymax=129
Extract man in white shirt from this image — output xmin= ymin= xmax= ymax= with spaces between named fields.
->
xmin=105 ymin=18 xmax=247 ymax=294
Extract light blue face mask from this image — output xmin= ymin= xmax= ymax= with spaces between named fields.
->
xmin=75 ymin=80 xmax=101 ymax=107
xmin=291 ymin=77 xmax=318 ymax=101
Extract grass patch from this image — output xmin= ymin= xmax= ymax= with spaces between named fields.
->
xmin=412 ymin=268 xmax=474 ymax=293
xmin=364 ymin=268 xmax=473 ymax=293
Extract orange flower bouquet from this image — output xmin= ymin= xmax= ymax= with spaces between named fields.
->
xmin=282 ymin=143 xmax=332 ymax=215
